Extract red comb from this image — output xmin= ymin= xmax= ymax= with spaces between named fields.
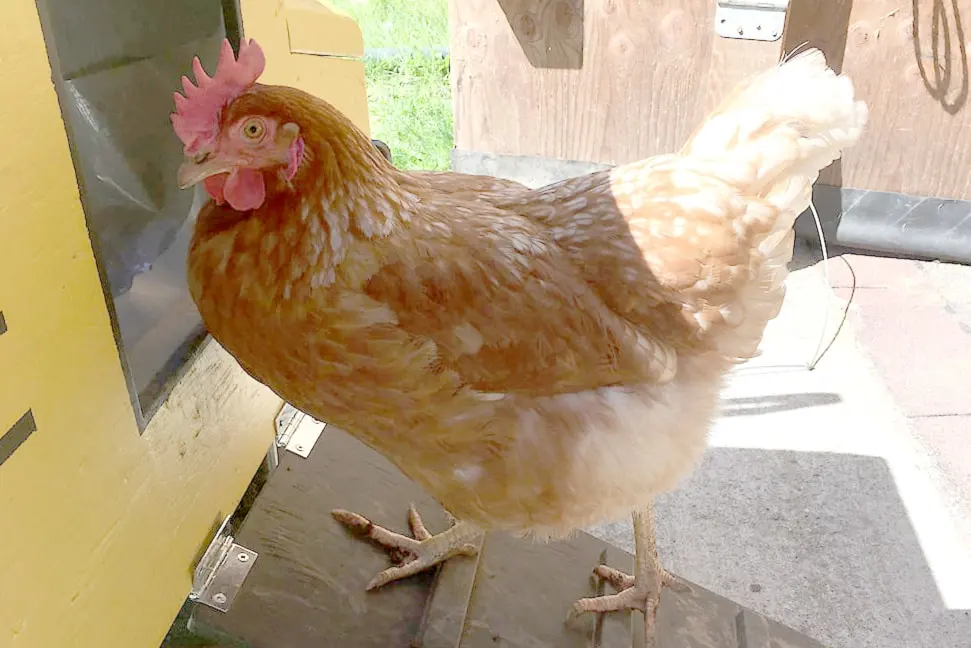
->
xmin=171 ymin=38 xmax=266 ymax=153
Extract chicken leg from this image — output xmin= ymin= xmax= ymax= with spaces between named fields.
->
xmin=570 ymin=504 xmax=690 ymax=648
xmin=332 ymin=505 xmax=481 ymax=590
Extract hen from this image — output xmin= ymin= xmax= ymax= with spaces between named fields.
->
xmin=173 ymin=39 xmax=866 ymax=644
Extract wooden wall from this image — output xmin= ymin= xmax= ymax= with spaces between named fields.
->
xmin=785 ymin=0 xmax=971 ymax=198
xmin=450 ymin=0 xmax=971 ymax=201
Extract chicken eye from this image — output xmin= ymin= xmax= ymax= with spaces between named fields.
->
xmin=242 ymin=118 xmax=265 ymax=141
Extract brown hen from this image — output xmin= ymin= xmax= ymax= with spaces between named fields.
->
xmin=173 ymin=40 xmax=866 ymax=645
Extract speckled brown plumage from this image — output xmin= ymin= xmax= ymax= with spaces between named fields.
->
xmin=183 ymin=48 xmax=866 ymax=645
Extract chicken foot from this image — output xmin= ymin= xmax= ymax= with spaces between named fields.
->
xmin=331 ymin=505 xmax=481 ymax=590
xmin=570 ymin=504 xmax=690 ymax=648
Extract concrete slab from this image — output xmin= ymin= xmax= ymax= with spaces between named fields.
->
xmin=589 ymin=241 xmax=971 ymax=648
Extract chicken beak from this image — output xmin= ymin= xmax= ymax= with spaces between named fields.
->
xmin=177 ymin=157 xmax=235 ymax=189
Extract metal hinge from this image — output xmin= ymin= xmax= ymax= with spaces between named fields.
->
xmin=190 ymin=515 xmax=258 ymax=612
xmin=275 ymin=402 xmax=326 ymax=458
xmin=715 ymin=1 xmax=788 ymax=42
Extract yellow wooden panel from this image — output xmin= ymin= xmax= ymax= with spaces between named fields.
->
xmin=286 ymin=0 xmax=365 ymax=58
xmin=240 ymin=0 xmax=371 ymax=135
xmin=0 ymin=2 xmax=370 ymax=647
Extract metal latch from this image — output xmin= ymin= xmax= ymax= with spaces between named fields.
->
xmin=275 ymin=402 xmax=326 ymax=458
xmin=715 ymin=1 xmax=788 ymax=42
xmin=190 ymin=515 xmax=258 ymax=612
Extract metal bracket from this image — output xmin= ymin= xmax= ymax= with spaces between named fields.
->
xmin=190 ymin=515 xmax=258 ymax=612
xmin=274 ymin=402 xmax=326 ymax=458
xmin=274 ymin=402 xmax=303 ymax=447
xmin=715 ymin=1 xmax=788 ymax=42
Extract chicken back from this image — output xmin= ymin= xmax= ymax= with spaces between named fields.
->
xmin=174 ymin=41 xmax=866 ymax=541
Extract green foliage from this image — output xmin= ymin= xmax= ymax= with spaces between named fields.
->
xmin=364 ymin=54 xmax=452 ymax=170
xmin=328 ymin=0 xmax=453 ymax=170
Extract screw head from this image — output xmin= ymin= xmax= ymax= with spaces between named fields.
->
xmin=212 ymin=593 xmax=228 ymax=605
xmin=296 ymin=444 xmax=304 ymax=451
xmin=238 ymin=552 xmax=250 ymax=563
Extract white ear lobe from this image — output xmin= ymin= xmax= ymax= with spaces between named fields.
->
xmin=282 ymin=122 xmax=300 ymax=141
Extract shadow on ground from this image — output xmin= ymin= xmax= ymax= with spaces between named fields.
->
xmin=593 ymin=447 xmax=971 ymax=648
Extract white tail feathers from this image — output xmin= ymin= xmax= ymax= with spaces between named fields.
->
xmin=684 ymin=49 xmax=868 ymax=361
xmin=685 ymin=48 xmax=868 ymax=209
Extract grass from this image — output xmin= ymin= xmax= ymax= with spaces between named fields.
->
xmin=327 ymin=0 xmax=453 ymax=170
xmin=327 ymin=0 xmax=448 ymax=49
xmin=364 ymin=54 xmax=453 ymax=170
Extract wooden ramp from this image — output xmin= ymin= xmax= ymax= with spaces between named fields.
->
xmin=192 ymin=427 xmax=826 ymax=648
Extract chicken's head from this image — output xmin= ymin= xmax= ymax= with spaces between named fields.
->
xmin=171 ymin=38 xmax=304 ymax=211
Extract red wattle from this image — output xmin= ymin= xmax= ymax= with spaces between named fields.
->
xmin=224 ymin=168 xmax=266 ymax=211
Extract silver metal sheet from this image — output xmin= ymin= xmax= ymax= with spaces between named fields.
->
xmin=40 ymin=0 xmax=228 ymax=424
xmin=715 ymin=1 xmax=788 ymax=42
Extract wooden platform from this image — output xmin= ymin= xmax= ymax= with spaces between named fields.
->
xmin=191 ymin=427 xmax=827 ymax=648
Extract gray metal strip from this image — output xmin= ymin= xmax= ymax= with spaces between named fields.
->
xmin=0 ymin=410 xmax=37 ymax=467
xmin=794 ymin=185 xmax=971 ymax=264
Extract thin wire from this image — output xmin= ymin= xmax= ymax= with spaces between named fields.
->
xmin=809 ymin=255 xmax=857 ymax=370
xmin=806 ymin=199 xmax=831 ymax=369
xmin=805 ymin=199 xmax=857 ymax=369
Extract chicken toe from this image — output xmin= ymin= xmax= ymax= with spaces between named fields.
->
xmin=331 ymin=505 xmax=481 ymax=590
xmin=571 ymin=569 xmax=686 ymax=648
xmin=568 ymin=505 xmax=690 ymax=648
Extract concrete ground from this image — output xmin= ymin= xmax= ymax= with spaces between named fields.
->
xmin=589 ymin=239 xmax=971 ymax=648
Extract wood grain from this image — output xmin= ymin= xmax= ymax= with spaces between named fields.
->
xmin=451 ymin=0 xmax=723 ymax=164
xmin=414 ymin=534 xmax=483 ymax=648
xmin=784 ymin=0 xmax=971 ymax=198
xmin=779 ymin=0 xmax=854 ymax=187
xmin=702 ymin=38 xmax=782 ymax=116
xmin=195 ymin=427 xmax=452 ymax=648
xmin=460 ymin=533 xmax=634 ymax=647
xmin=452 ymin=0 xmax=971 ymax=199
xmin=190 ymin=424 xmax=832 ymax=647
xmin=496 ymin=0 xmax=584 ymax=69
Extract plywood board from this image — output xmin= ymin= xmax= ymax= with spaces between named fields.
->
xmin=451 ymin=0 xmax=746 ymax=165
xmin=458 ymin=531 xmax=635 ymax=648
xmin=453 ymin=0 xmax=971 ymax=200
xmin=195 ymin=427 xmax=453 ymax=647
xmin=196 ymin=427 xmax=831 ymax=648
xmin=193 ymin=426 xmax=637 ymax=647
xmin=702 ymin=37 xmax=782 ymax=116
xmin=781 ymin=0 xmax=971 ymax=199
